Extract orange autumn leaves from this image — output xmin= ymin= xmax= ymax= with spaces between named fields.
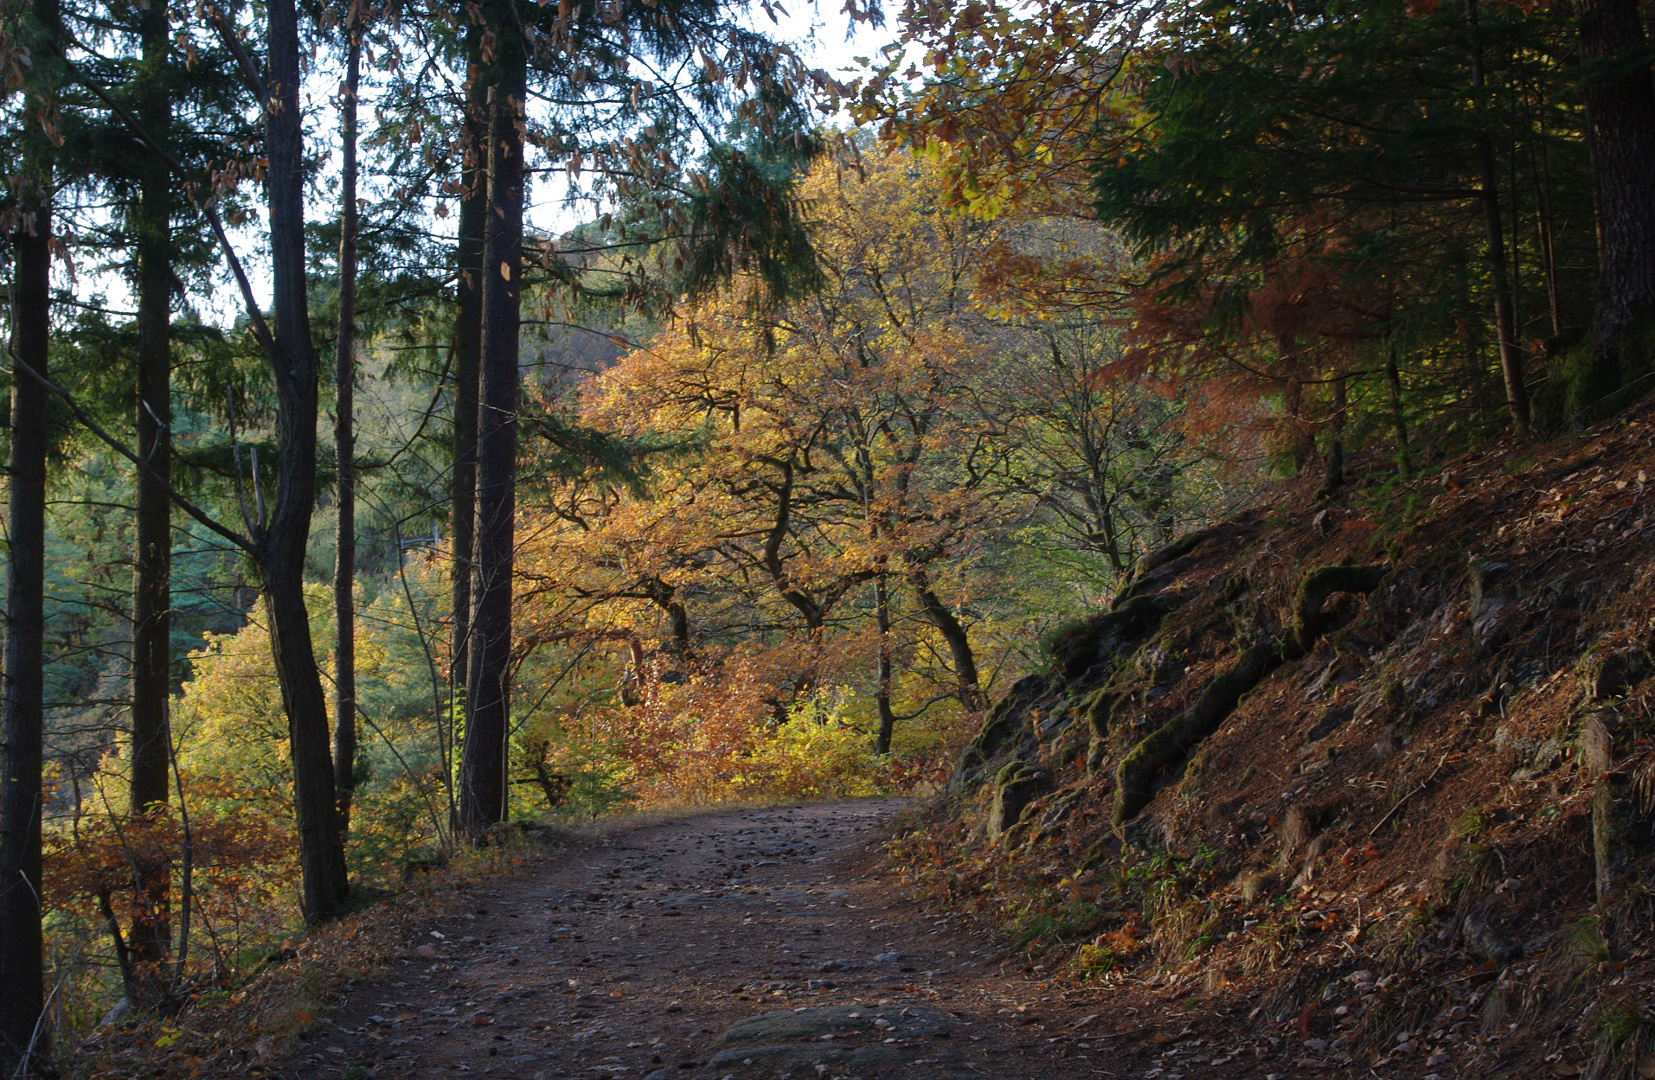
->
xmin=510 ymin=148 xmax=1095 ymax=802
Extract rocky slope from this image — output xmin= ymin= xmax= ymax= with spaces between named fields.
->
xmin=906 ymin=405 xmax=1655 ymax=1079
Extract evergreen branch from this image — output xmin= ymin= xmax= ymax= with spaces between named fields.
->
xmin=36 ymin=30 xmax=279 ymax=366
xmin=6 ymin=352 xmax=259 ymax=557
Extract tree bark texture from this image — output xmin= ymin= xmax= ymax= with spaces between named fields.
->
xmin=1385 ymin=348 xmax=1413 ymax=475
xmin=0 ymin=100 xmax=52 ymax=1079
xmin=1576 ymin=0 xmax=1655 ymax=371
xmin=451 ymin=21 xmax=488 ymax=702
xmin=128 ymin=0 xmax=175 ymax=986
xmin=264 ymin=0 xmax=348 ymax=920
xmin=460 ymin=8 xmax=526 ymax=842
xmin=333 ymin=27 xmax=361 ymax=837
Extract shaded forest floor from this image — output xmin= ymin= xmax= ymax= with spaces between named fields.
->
xmin=259 ymin=799 xmax=1168 ymax=1080
xmin=85 ymin=792 xmax=1638 ymax=1080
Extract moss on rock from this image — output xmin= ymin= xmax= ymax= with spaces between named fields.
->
xmin=952 ymin=672 xmax=1052 ymax=789
xmin=1044 ymin=593 xmax=1178 ymax=681
xmin=988 ymin=760 xmax=1049 ymax=841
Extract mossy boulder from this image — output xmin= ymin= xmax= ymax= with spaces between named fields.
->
xmin=988 ymin=760 xmax=1049 ymax=841
xmin=1044 ymin=593 xmax=1177 ymax=681
xmin=952 ymin=672 xmax=1051 ymax=788
xmin=1080 ymin=687 xmax=1129 ymax=772
xmin=1130 ymin=529 xmax=1212 ymax=583
xmin=1553 ymin=316 xmax=1655 ymax=429
xmin=1292 ymin=564 xmax=1389 ymax=653
xmin=1576 ymin=645 xmax=1652 ymax=704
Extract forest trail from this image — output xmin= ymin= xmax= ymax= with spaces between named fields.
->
xmin=278 ymin=800 xmax=1235 ymax=1080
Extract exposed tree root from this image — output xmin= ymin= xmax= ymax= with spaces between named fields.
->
xmin=1112 ymin=639 xmax=1279 ymax=830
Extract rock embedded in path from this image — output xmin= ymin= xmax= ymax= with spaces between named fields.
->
xmin=718 ymin=1001 xmax=953 ymax=1043
xmin=704 ymin=1002 xmax=954 ymax=1072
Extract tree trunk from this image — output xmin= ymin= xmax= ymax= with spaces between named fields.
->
xmin=450 ymin=21 xmax=488 ymax=704
xmin=262 ymin=562 xmax=349 ymax=921
xmin=1576 ymin=0 xmax=1655 ymax=377
xmin=460 ymin=6 xmax=526 ymax=842
xmin=909 ymin=570 xmax=987 ymax=712
xmin=0 ymin=68 xmax=52 ymax=1074
xmin=128 ymin=0 xmax=174 ymax=992
xmin=1476 ymin=150 xmax=1530 ymax=433
xmin=264 ymin=0 xmax=348 ymax=920
xmin=1279 ymin=349 xmax=1314 ymax=468
xmin=1467 ymin=0 xmax=1531 ymax=434
xmin=1316 ymin=370 xmax=1348 ymax=498
xmin=333 ymin=26 xmax=361 ymax=837
xmin=1531 ymin=123 xmax=1563 ymax=335
xmin=1386 ymin=346 xmax=1413 ymax=475
xmin=874 ymin=576 xmax=897 ymax=755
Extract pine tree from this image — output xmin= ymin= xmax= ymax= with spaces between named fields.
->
xmin=0 ymin=0 xmax=61 ymax=1064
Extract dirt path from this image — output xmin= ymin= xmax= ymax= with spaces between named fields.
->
xmin=283 ymin=800 xmax=1268 ymax=1080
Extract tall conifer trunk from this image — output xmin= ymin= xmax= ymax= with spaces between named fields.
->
xmin=459 ymin=1 xmax=526 ymax=841
xmin=333 ymin=25 xmax=361 ymax=837
xmin=1575 ymin=0 xmax=1655 ymax=380
xmin=263 ymin=0 xmax=349 ymax=920
xmin=128 ymin=0 xmax=175 ymax=992
xmin=1466 ymin=0 xmax=1531 ymax=433
xmin=0 ymin=0 xmax=55 ymax=1060
xmin=451 ymin=22 xmax=488 ymax=728
xmin=1474 ymin=148 xmax=1529 ymax=432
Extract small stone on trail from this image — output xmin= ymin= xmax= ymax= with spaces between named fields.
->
xmin=714 ymin=1001 xmax=953 ymax=1061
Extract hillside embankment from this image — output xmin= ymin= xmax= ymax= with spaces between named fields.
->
xmin=900 ymin=406 xmax=1655 ymax=1080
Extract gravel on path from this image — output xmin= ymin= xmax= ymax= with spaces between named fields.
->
xmin=281 ymin=800 xmax=1247 ymax=1080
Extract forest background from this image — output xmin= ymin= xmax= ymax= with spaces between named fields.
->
xmin=2 ymin=0 xmax=1654 ymax=1068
